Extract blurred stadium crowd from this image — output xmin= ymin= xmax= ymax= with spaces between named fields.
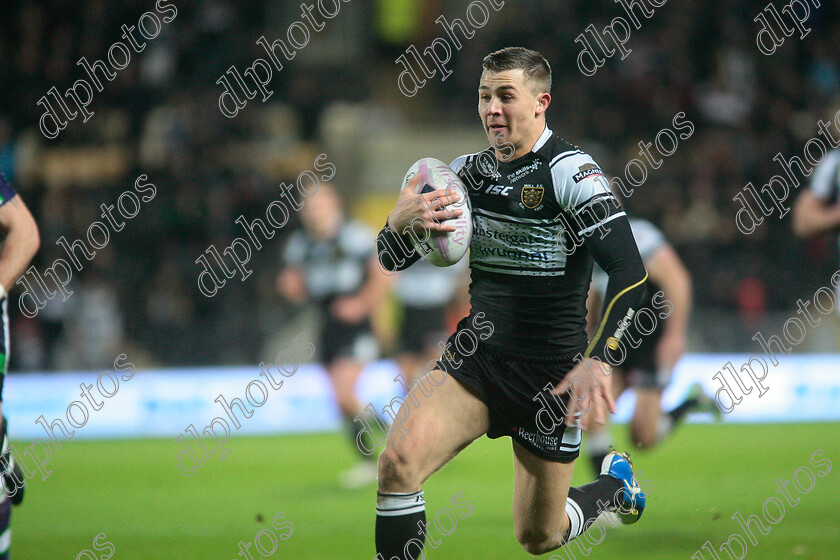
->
xmin=0 ymin=0 xmax=839 ymax=370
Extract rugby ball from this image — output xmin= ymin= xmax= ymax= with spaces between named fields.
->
xmin=402 ymin=158 xmax=472 ymax=267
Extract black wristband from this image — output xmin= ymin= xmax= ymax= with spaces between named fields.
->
xmin=376 ymin=220 xmax=420 ymax=273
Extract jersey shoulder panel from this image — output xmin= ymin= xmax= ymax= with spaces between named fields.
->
xmin=340 ymin=220 xmax=375 ymax=257
xmin=809 ymin=149 xmax=840 ymax=202
xmin=450 ymin=154 xmax=471 ymax=174
xmin=543 ymin=137 xmax=609 ymax=211
xmin=283 ymin=230 xmax=308 ymax=265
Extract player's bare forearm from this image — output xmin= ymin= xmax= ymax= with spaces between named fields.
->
xmin=360 ymin=256 xmax=393 ymax=310
xmin=0 ymin=196 xmax=41 ymax=292
xmin=584 ymin=286 xmax=601 ymax=339
xmin=792 ymin=192 xmax=840 ymax=238
xmin=647 ymin=245 xmax=692 ymax=339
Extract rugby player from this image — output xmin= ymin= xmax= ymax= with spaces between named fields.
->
xmin=374 ymin=47 xmax=649 ymax=557
xmin=278 ymin=183 xmax=390 ymax=488
xmin=584 ymin=217 xmax=716 ymax=475
xmin=0 ymin=173 xmax=40 ymax=559
xmin=793 ymin=148 xmax=840 ymax=309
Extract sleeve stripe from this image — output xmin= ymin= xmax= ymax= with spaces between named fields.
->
xmin=574 ymin=192 xmax=613 ymax=211
xmin=577 ymin=212 xmax=626 ymax=236
xmin=549 ymin=150 xmax=584 ymax=168
xmin=584 ymin=271 xmax=648 ymax=357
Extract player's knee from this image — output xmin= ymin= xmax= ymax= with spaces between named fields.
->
xmin=630 ymin=426 xmax=659 ymax=450
xmin=515 ymin=526 xmax=556 ymax=555
xmin=377 ymin=444 xmax=420 ymax=491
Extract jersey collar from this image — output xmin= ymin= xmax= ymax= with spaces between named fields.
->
xmin=531 ymin=125 xmax=552 ymax=153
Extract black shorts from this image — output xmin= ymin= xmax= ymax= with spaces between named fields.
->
xmin=435 ymin=318 xmax=584 ymax=463
xmin=397 ymin=304 xmax=448 ymax=354
xmin=616 ymin=316 xmax=668 ymax=389
xmin=319 ymin=314 xmax=378 ymax=365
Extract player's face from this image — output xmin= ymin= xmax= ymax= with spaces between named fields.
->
xmin=479 ymin=69 xmax=550 ymax=161
xmin=301 ymin=184 xmax=342 ymax=239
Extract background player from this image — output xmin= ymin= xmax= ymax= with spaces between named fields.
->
xmin=374 ymin=47 xmax=649 ymax=558
xmin=277 ymin=182 xmax=390 ymax=488
xmin=0 ymin=173 xmax=40 ymax=560
xmin=793 ymin=148 xmax=840 ymax=310
xmin=584 ymin=216 xmax=715 ymax=475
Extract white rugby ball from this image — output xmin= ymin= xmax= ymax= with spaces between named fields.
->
xmin=402 ymin=157 xmax=472 ymax=267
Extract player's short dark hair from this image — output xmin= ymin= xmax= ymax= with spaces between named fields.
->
xmin=482 ymin=47 xmax=551 ymax=95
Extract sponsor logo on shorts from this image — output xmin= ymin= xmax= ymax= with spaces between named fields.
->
xmin=572 ymin=163 xmax=603 ymax=183
xmin=516 ymin=427 xmax=559 ymax=451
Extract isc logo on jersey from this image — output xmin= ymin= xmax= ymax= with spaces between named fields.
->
xmin=485 ymin=184 xmax=513 ymax=196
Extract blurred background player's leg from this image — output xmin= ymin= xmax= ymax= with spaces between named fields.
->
xmin=587 ymin=363 xmax=719 ymax=474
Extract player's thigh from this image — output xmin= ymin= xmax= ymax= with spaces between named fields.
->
xmin=380 ymin=368 xmax=490 ymax=488
xmin=511 ymin=440 xmax=575 ymax=544
xmin=631 ymin=387 xmax=664 ymax=430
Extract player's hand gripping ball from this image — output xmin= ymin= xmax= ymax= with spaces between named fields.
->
xmin=402 ymin=158 xmax=473 ymax=267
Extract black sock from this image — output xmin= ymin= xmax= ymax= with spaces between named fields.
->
xmin=667 ymin=397 xmax=698 ymax=425
xmin=589 ymin=452 xmax=609 ymax=477
xmin=565 ymin=476 xmax=622 ymax=541
xmin=375 ymin=491 xmax=426 ymax=559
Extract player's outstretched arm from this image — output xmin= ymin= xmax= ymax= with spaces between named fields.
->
xmin=792 ymin=191 xmax=840 ymax=239
xmin=645 ymin=244 xmax=692 ymax=371
xmin=0 ymin=193 xmax=40 ymax=298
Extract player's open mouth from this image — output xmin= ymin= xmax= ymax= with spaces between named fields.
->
xmin=488 ymin=124 xmax=506 ymax=132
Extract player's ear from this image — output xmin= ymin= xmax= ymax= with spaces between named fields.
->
xmin=535 ymin=92 xmax=550 ymax=116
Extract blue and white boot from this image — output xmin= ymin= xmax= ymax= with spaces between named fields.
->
xmin=600 ymin=451 xmax=645 ymax=524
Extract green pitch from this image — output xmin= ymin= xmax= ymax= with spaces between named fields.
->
xmin=12 ymin=423 xmax=839 ymax=559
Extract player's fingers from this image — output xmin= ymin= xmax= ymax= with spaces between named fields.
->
xmin=551 ymin=375 xmax=571 ymax=396
xmin=564 ymin=392 xmax=582 ymax=427
xmin=427 ymin=218 xmax=457 ymax=232
xmin=603 ymin=384 xmax=617 ymax=414
xmin=428 ymin=186 xmax=461 ymax=200
xmin=406 ymin=174 xmax=422 ymax=189
xmin=591 ymin=391 xmax=605 ymax=426
xmin=434 ymin=208 xmax=463 ymax=221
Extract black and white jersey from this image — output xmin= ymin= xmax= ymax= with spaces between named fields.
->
xmin=807 ymin=148 xmax=840 ymax=308
xmin=284 ymin=220 xmax=374 ymax=303
xmin=809 ymin=149 xmax=840 ymax=205
xmin=808 ymin=148 xmax=840 ymax=254
xmin=592 ymin=219 xmax=665 ymax=298
xmin=448 ymin=126 xmax=632 ymax=359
